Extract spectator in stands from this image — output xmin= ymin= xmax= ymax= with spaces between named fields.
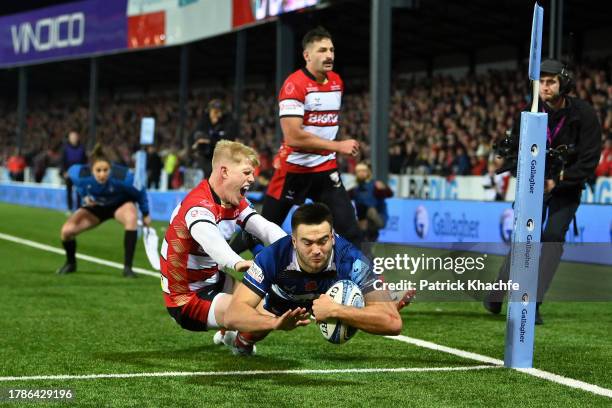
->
xmin=595 ymin=134 xmax=612 ymax=176
xmin=163 ymin=148 xmax=179 ymax=190
xmin=348 ymin=162 xmax=393 ymax=241
xmin=191 ymin=99 xmax=235 ymax=178
xmin=146 ymin=145 xmax=163 ymax=189
xmin=403 ymin=140 xmax=418 ymax=170
xmin=1 ymin=58 xmax=610 ymax=182
xmin=7 ymin=148 xmax=26 ymax=182
xmin=388 ymin=143 xmax=404 ymax=174
xmin=452 ymin=145 xmax=471 ymax=175
xmin=61 ymin=131 xmax=87 ymax=211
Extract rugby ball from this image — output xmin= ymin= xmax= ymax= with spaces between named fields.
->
xmin=318 ymin=280 xmax=364 ymax=344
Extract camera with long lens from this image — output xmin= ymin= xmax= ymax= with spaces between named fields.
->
xmin=494 ymin=130 xmax=575 ymax=182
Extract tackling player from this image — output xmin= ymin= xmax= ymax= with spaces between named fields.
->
xmin=224 ymin=203 xmax=412 ymax=355
xmin=261 ymin=26 xmax=363 ymax=247
xmin=160 ymin=141 xmax=286 ymax=340
xmin=57 ymin=144 xmax=150 ymax=278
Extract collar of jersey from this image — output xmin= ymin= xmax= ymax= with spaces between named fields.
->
xmin=287 ymin=246 xmax=336 ymax=274
xmin=301 ymin=67 xmax=328 ymax=83
xmin=206 ymin=180 xmax=222 ymax=205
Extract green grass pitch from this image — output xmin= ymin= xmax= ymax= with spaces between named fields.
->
xmin=0 ymin=202 xmax=610 ymax=407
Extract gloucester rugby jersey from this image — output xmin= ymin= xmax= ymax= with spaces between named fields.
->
xmin=160 ymin=180 xmax=255 ymax=307
xmin=278 ymin=68 xmax=344 ymax=173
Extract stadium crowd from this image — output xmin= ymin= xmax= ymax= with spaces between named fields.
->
xmin=1 ymin=59 xmax=611 ymax=186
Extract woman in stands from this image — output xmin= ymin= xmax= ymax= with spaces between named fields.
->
xmin=56 ymin=144 xmax=151 ymax=278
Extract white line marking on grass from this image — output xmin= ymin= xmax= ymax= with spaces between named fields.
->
xmin=386 ymin=335 xmax=612 ymax=398
xmin=0 ymin=365 xmax=499 ymax=382
xmin=0 ymin=232 xmax=158 ymax=278
xmin=2 ymin=232 xmax=610 ymax=398
xmin=387 ymin=335 xmax=504 ymax=366
xmin=515 ymin=368 xmax=612 ymax=398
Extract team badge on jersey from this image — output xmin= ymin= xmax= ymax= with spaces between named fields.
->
xmin=285 ymin=82 xmax=295 ymax=95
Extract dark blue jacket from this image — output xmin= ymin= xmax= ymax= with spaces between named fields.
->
xmin=62 ymin=142 xmax=87 ymax=172
xmin=68 ymin=164 xmax=149 ymax=216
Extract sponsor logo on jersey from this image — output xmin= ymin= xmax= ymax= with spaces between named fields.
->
xmin=307 ymin=112 xmax=338 ymax=125
xmin=280 ymin=100 xmax=303 ymax=110
xmin=247 ymin=263 xmax=264 ymax=283
xmin=353 ymin=259 xmax=369 ymax=276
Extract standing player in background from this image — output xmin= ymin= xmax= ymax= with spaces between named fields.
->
xmin=160 ymin=141 xmax=286 ymax=340
xmin=57 ymin=144 xmax=151 ymax=278
xmin=261 ymin=26 xmax=363 ymax=248
xmin=61 ymin=131 xmax=87 ymax=212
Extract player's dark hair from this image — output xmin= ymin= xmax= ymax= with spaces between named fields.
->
xmin=291 ymin=202 xmax=334 ymax=231
xmin=302 ymin=26 xmax=332 ymax=50
xmin=90 ymin=143 xmax=110 ymax=165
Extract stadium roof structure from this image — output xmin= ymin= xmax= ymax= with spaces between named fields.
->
xmin=1 ymin=0 xmax=611 ymax=98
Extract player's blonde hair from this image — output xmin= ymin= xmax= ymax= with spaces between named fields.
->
xmin=212 ymin=140 xmax=260 ymax=168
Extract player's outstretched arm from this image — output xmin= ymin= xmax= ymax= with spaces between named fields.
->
xmin=224 ymin=283 xmax=310 ymax=332
xmin=312 ymin=291 xmax=402 ymax=336
xmin=191 ymin=222 xmax=245 ymax=271
xmin=243 ymin=213 xmax=287 ymax=245
xmin=281 ymin=117 xmax=359 ymax=156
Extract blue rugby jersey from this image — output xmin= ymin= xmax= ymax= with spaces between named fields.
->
xmin=68 ymin=164 xmax=149 ymax=216
xmin=242 ymin=234 xmax=379 ymax=315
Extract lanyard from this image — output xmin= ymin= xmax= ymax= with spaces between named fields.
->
xmin=547 ymin=116 xmax=566 ymax=145
xmin=541 ymin=101 xmax=567 ymax=145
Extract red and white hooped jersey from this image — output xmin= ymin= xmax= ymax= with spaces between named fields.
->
xmin=278 ymin=68 xmax=344 ymax=173
xmin=159 ymin=180 xmax=255 ymax=308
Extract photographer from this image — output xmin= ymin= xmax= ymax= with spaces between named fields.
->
xmin=191 ymin=99 xmax=235 ymax=178
xmin=484 ymin=60 xmax=602 ymax=324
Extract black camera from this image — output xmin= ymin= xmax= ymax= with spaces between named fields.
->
xmin=494 ymin=130 xmax=575 ymax=182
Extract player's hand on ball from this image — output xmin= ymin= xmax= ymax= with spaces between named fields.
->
xmin=234 ymin=260 xmax=253 ymax=273
xmin=274 ymin=307 xmax=311 ymax=331
xmin=312 ymin=294 xmax=338 ymax=322
xmin=337 ymin=139 xmax=360 ymax=156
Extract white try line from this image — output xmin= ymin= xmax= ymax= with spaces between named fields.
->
xmin=1 ymin=232 xmax=611 ymax=399
xmin=0 ymin=365 xmax=498 ymax=382
xmin=0 ymin=232 xmax=158 ymax=278
xmin=386 ymin=335 xmax=612 ymax=398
